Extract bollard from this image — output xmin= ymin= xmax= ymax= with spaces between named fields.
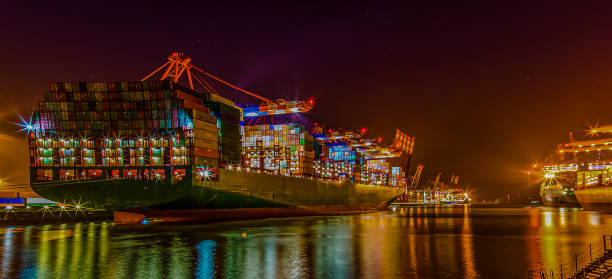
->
xmin=560 ymin=264 xmax=563 ymax=279
xmin=590 ymin=244 xmax=592 ymax=262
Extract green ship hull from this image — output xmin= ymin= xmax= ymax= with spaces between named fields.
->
xmin=31 ymin=168 xmax=404 ymax=224
xmin=30 ymin=166 xmax=193 ymax=210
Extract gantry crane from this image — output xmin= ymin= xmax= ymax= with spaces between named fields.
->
xmin=142 ymin=53 xmax=272 ymax=103
xmin=556 ymin=124 xmax=612 ymax=154
xmin=588 ymin=124 xmax=612 ymax=136
xmin=142 ymin=53 xmax=314 ymax=115
xmin=409 ymin=164 xmax=423 ymax=189
xmin=433 ymin=172 xmax=441 ymax=188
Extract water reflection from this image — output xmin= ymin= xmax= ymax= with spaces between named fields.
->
xmin=196 ymin=240 xmax=216 ymax=279
xmin=0 ymin=206 xmax=611 ymax=279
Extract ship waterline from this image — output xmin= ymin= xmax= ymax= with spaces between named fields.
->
xmin=114 ymin=203 xmax=397 ymax=225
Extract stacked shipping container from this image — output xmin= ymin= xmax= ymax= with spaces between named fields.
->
xmin=358 ymin=156 xmax=409 ymax=186
xmin=241 ymin=123 xmax=315 ymax=176
xmin=202 ymin=93 xmax=242 ymax=164
xmin=27 ymin=80 xmax=412 ymax=187
xmin=37 ymin=81 xmax=204 ymax=136
xmin=28 ymin=81 xmax=220 ymax=181
xmin=189 ymin=109 xmax=219 ymax=167
xmin=311 ymin=137 xmax=410 ymax=185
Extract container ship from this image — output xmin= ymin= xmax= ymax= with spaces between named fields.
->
xmin=26 ymin=53 xmax=410 ymax=224
xmin=538 ymin=125 xmax=612 ymax=210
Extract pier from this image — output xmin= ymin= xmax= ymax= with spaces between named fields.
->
xmin=530 ymin=235 xmax=612 ymax=279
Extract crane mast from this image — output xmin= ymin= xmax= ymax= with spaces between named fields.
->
xmin=433 ymin=172 xmax=441 ymax=188
xmin=409 ymin=164 xmax=423 ymax=189
xmin=142 ymin=53 xmax=314 ymax=111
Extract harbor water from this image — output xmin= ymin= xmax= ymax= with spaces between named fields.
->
xmin=1 ymin=206 xmax=611 ymax=278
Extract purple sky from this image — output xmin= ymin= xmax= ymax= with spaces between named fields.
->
xmin=2 ymin=1 xmax=612 ymax=199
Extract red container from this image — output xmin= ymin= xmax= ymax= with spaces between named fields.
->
xmin=193 ymin=147 xmax=219 ymax=159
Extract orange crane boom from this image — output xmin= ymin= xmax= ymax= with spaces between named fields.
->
xmin=190 ymin=65 xmax=271 ymax=103
xmin=142 ymin=52 xmax=272 ymax=104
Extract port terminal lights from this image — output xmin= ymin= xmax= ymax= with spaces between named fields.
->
xmin=541 ymin=171 xmax=559 ymax=196
xmin=525 ymin=163 xmax=538 ymax=191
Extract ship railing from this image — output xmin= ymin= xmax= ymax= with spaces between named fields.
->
xmin=33 ymin=177 xmax=133 ymax=184
xmin=31 ymin=178 xmax=137 ymax=191
xmin=528 ymin=235 xmax=612 ymax=279
xmin=580 ymin=184 xmax=612 ymax=190
xmin=223 ymin=168 xmax=406 ymax=188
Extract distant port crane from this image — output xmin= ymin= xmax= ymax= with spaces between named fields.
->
xmin=409 ymin=164 xmax=423 ymax=189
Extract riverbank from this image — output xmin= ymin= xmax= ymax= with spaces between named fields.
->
xmin=0 ymin=208 xmax=112 ymax=225
xmin=391 ymin=202 xmax=546 ymax=208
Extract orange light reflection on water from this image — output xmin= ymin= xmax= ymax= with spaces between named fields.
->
xmin=461 ymin=205 xmax=477 ymax=278
xmin=1 ymin=207 xmax=611 ymax=278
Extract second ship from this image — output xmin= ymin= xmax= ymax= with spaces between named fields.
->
xmin=538 ymin=125 xmax=612 ymax=210
xmin=27 ymin=53 xmax=411 ymax=224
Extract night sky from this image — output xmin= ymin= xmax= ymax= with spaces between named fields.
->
xmin=2 ymin=1 xmax=612 ymax=199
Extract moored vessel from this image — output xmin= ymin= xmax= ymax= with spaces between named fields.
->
xmin=573 ymin=186 xmax=612 ymax=211
xmin=26 ymin=53 xmax=410 ymax=224
xmin=539 ymin=165 xmax=579 ymax=207
xmin=539 ymin=182 xmax=579 ymax=207
xmin=538 ymin=125 xmax=612 ymax=210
